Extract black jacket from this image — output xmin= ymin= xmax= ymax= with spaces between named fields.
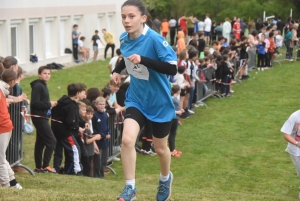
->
xmin=30 ymin=79 xmax=51 ymax=117
xmin=51 ymin=95 xmax=79 ymax=139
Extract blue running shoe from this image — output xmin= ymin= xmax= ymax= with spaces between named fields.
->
xmin=117 ymin=185 xmax=136 ymax=201
xmin=156 ymin=171 xmax=173 ymax=201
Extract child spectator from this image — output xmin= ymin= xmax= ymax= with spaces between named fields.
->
xmin=52 ymin=83 xmax=86 ymax=175
xmin=284 ymin=27 xmax=293 ymax=61
xmin=72 ymin=24 xmax=81 ymax=63
xmin=77 ymin=101 xmax=92 ymax=176
xmin=102 ymin=87 xmax=122 ymax=115
xmin=275 ymin=30 xmax=283 ymax=55
xmin=108 ymin=80 xmax=125 ymax=114
xmin=257 ymin=34 xmax=266 ymax=71
xmin=177 ymin=28 xmax=186 ymax=55
xmin=92 ymin=97 xmax=111 ymax=178
xmin=210 ymin=41 xmax=218 ymax=54
xmin=197 ymin=32 xmax=206 ymax=57
xmin=215 ymin=55 xmax=223 ymax=92
xmin=83 ymin=106 xmax=101 ymax=177
xmin=0 ymin=70 xmax=22 ymax=189
xmin=264 ymin=34 xmax=270 ymax=68
xmin=238 ymin=36 xmax=248 ymax=78
xmin=91 ymin=30 xmax=104 ymax=61
xmin=30 ymin=66 xmax=57 ymax=173
xmin=267 ymin=32 xmax=276 ymax=67
xmin=169 ymin=85 xmax=184 ymax=158
xmin=174 ymin=66 xmax=189 ymax=109
xmin=221 ymin=55 xmax=232 ymax=97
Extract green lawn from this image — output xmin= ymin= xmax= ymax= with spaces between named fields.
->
xmin=1 ymin=59 xmax=300 ymax=201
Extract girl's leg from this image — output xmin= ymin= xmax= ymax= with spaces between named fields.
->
xmin=290 ymin=154 xmax=300 ymax=178
xmin=121 ymin=118 xmax=140 ymax=180
xmin=183 ymin=92 xmax=190 ymax=111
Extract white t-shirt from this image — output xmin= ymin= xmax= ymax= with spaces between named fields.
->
xmin=198 ymin=21 xmax=204 ymax=31
xmin=109 ymin=56 xmax=119 ymax=77
xmin=169 ymin=19 xmax=177 ymax=28
xmin=281 ymin=110 xmax=300 ymax=156
xmin=186 ymin=60 xmax=198 ymax=83
xmin=275 ymin=35 xmax=283 ymax=47
xmin=78 ymin=40 xmax=83 ymax=50
xmin=174 ymin=73 xmax=185 ymax=89
xmin=204 ymin=18 xmax=212 ymax=32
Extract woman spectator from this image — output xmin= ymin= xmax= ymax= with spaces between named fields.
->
xmin=0 ymin=69 xmax=22 ymax=189
xmin=247 ymin=30 xmax=259 ymax=71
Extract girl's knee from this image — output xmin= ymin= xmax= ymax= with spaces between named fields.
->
xmin=122 ymin=135 xmax=135 ymax=147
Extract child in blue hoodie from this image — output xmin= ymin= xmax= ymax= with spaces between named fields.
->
xmin=257 ymin=34 xmax=266 ymax=71
xmin=92 ymin=96 xmax=111 ymax=178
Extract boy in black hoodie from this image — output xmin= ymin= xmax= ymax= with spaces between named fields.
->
xmin=52 ymin=83 xmax=86 ymax=175
xmin=30 ymin=66 xmax=57 ymax=173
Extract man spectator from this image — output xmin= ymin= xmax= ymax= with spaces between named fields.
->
xmin=178 ymin=14 xmax=187 ymax=37
xmin=102 ymin=29 xmax=115 ymax=59
xmin=169 ymin=16 xmax=177 ymax=46
xmin=72 ymin=24 xmax=81 ymax=63
xmin=204 ymin=13 xmax=212 ymax=44
xmin=153 ymin=17 xmax=161 ymax=33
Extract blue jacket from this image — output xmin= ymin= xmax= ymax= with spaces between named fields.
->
xmin=257 ymin=43 xmax=265 ymax=54
xmin=92 ymin=111 xmax=111 ymax=148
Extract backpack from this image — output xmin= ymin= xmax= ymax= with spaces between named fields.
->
xmin=46 ymin=62 xmax=64 ymax=70
xmin=64 ymin=48 xmax=72 ymax=54
xmin=30 ymin=54 xmax=38 ymax=63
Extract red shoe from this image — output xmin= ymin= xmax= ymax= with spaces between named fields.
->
xmin=104 ymin=169 xmax=110 ymax=174
xmin=171 ymin=150 xmax=180 ymax=158
xmin=174 ymin=149 xmax=182 ymax=155
xmin=42 ymin=166 xmax=57 ymax=173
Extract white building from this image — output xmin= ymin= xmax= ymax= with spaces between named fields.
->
xmin=0 ymin=0 xmax=126 ymax=73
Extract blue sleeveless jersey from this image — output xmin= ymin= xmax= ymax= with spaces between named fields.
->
xmin=120 ymin=25 xmax=177 ymax=122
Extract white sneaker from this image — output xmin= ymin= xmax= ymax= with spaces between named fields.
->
xmin=188 ymin=109 xmax=195 ymax=114
xmin=231 ymin=80 xmax=237 ymax=84
xmin=258 ymin=68 xmax=261 ymax=71
xmin=230 ymin=89 xmax=234 ymax=93
xmin=10 ymin=183 xmax=22 ymax=190
xmin=289 ymin=59 xmax=294 ymax=62
xmin=112 ymin=156 xmax=120 ymax=161
xmin=144 ymin=149 xmax=157 ymax=156
xmin=261 ymin=68 xmax=264 ymax=71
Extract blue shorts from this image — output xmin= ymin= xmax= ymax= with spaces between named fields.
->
xmin=204 ymin=31 xmax=211 ymax=36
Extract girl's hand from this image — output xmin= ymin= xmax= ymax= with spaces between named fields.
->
xmin=111 ymin=72 xmax=122 ymax=85
xmin=93 ymin=134 xmax=101 ymax=140
xmin=106 ymin=134 xmax=111 ymax=139
xmin=85 ymin=123 xmax=90 ymax=130
xmin=94 ymin=147 xmax=100 ymax=154
xmin=127 ymin=54 xmax=141 ymax=64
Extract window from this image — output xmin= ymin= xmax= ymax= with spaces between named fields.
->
xmin=11 ymin=27 xmax=17 ymax=57
xmin=29 ymin=25 xmax=35 ymax=54
xmin=45 ymin=21 xmax=52 ymax=57
xmin=60 ymin=20 xmax=65 ymax=54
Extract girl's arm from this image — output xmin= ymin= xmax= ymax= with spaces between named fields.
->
xmin=139 ymin=56 xmax=177 ymax=75
xmin=86 ymin=134 xmax=101 ymax=144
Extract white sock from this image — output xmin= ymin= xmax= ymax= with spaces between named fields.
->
xmin=125 ymin=179 xmax=135 ymax=189
xmin=160 ymin=173 xmax=170 ymax=182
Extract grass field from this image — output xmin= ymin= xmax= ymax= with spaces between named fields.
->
xmin=1 ymin=59 xmax=300 ymax=201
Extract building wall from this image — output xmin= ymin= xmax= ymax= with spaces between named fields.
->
xmin=0 ymin=0 xmax=126 ymax=73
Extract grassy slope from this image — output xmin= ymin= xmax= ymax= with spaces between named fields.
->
xmin=1 ymin=60 xmax=300 ymax=201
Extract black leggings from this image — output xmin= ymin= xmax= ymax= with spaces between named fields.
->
xmin=168 ymin=118 xmax=178 ymax=152
xmin=257 ymin=54 xmax=265 ymax=67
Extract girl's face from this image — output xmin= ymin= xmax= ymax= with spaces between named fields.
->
xmin=95 ymin=101 xmax=106 ymax=112
xmin=9 ymin=80 xmax=16 ymax=88
xmin=79 ymin=107 xmax=87 ymax=117
xmin=84 ymin=112 xmax=93 ymax=121
xmin=109 ymin=84 xmax=119 ymax=93
xmin=121 ymin=6 xmax=146 ymax=36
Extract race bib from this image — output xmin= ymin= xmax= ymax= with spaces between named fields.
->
xmin=124 ymin=58 xmax=149 ymax=81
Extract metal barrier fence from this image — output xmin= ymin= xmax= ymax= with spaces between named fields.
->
xmin=106 ymin=112 xmax=123 ymax=175
xmin=195 ymin=67 xmax=221 ymax=107
xmin=6 ymin=86 xmax=35 ymax=176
